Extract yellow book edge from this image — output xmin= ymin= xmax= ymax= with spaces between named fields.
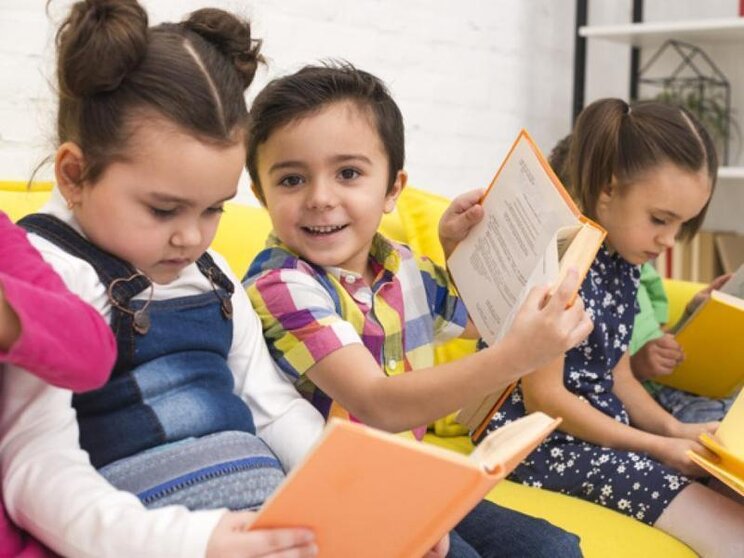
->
xmin=687 ymin=390 xmax=744 ymax=497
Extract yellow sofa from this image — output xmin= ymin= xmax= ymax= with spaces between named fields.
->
xmin=1 ymin=182 xmax=696 ymax=557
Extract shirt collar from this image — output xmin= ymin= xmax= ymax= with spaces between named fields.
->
xmin=267 ymin=232 xmax=401 ymax=282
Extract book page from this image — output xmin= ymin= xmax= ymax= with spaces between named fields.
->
xmin=447 ymin=132 xmax=580 ymax=344
xmin=469 ymin=412 xmax=560 ymax=473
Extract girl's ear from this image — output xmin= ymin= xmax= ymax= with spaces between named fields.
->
xmin=383 ymin=170 xmax=407 ymax=214
xmin=250 ymin=181 xmax=266 ymax=207
xmin=596 ymin=176 xmax=616 ymax=214
xmin=55 ymin=142 xmax=86 ymax=206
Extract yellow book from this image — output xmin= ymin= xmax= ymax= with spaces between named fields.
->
xmin=251 ymin=413 xmax=560 ymax=558
xmin=449 ymin=130 xmax=605 ymax=442
xmin=659 ymin=264 xmax=744 ymax=398
xmin=688 ymin=389 xmax=744 ymax=496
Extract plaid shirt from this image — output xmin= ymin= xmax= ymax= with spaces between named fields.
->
xmin=244 ymin=233 xmax=467 ymax=439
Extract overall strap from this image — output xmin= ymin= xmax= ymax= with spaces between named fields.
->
xmin=196 ymin=252 xmax=235 ymax=318
xmin=18 ymin=213 xmax=151 ymax=370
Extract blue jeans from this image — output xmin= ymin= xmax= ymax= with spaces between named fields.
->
xmin=447 ymin=500 xmax=582 ymax=557
xmin=654 ymin=385 xmax=738 ymax=423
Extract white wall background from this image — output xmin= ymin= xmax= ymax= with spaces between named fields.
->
xmin=0 ymin=0 xmax=576 ymax=204
xmin=2 ymin=1 xmax=742 ymax=206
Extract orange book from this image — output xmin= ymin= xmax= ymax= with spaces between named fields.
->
xmin=251 ymin=413 xmax=560 ymax=558
xmin=449 ymin=130 xmax=605 ymax=442
xmin=688 ymin=389 xmax=744 ymax=496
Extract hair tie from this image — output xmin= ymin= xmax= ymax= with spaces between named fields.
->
xmin=625 ymin=103 xmax=632 ymax=116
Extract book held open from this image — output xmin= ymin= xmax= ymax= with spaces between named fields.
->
xmin=449 ymin=130 xmax=605 ymax=442
xmin=688 ymin=389 xmax=744 ymax=496
xmin=661 ymin=264 xmax=744 ymax=398
xmin=250 ymin=413 xmax=560 ymax=558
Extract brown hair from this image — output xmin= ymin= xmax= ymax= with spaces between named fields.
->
xmin=568 ymin=98 xmax=717 ymax=240
xmin=246 ymin=62 xmax=404 ymax=202
xmin=52 ymin=0 xmax=262 ymax=184
xmin=548 ymin=133 xmax=572 ymax=186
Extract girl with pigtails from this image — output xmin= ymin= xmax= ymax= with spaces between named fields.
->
xmin=0 ymin=1 xmax=321 ymax=556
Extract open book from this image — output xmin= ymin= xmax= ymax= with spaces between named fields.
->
xmin=250 ymin=414 xmax=560 ymax=558
xmin=660 ymin=264 xmax=744 ymax=398
xmin=450 ymin=130 xmax=605 ymax=442
xmin=688 ymin=389 xmax=744 ymax=496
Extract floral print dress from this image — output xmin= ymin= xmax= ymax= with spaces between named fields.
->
xmin=485 ymin=245 xmax=691 ymax=525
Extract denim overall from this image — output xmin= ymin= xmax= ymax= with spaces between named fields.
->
xmin=20 ymin=214 xmax=284 ymax=511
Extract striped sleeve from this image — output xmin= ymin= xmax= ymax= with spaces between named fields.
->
xmin=416 ymin=255 xmax=468 ymax=342
xmin=246 ymin=267 xmax=362 ymax=379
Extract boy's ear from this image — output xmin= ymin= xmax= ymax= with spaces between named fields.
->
xmin=383 ymin=170 xmax=407 ymax=214
xmin=55 ymin=142 xmax=86 ymax=206
xmin=250 ymin=181 xmax=266 ymax=207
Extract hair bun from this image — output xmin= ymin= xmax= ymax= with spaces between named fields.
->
xmin=56 ymin=0 xmax=148 ymax=98
xmin=183 ymin=8 xmax=262 ymax=89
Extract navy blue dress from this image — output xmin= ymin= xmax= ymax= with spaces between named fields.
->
xmin=486 ymin=245 xmax=691 ymax=525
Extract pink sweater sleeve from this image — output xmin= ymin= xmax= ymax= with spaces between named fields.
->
xmin=0 ymin=212 xmax=116 ymax=391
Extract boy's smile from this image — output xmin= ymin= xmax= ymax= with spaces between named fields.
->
xmin=255 ymin=100 xmax=404 ymax=282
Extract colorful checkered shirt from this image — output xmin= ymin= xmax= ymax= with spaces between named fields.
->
xmin=244 ymin=233 xmax=468 ymax=439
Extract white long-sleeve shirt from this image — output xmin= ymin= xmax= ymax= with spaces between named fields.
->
xmin=0 ymin=191 xmax=325 ymax=557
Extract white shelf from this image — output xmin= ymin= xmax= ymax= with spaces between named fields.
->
xmin=718 ymin=166 xmax=744 ymax=182
xmin=579 ymin=18 xmax=744 ymax=48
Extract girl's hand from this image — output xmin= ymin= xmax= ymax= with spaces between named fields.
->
xmin=685 ymin=273 xmax=732 ymax=315
xmin=0 ymin=286 xmax=22 ymax=352
xmin=438 ymin=189 xmax=485 ymax=260
xmin=503 ymin=269 xmax=593 ymax=375
xmin=671 ymin=420 xmax=719 ymax=441
xmin=207 ymin=511 xmax=317 ymax=558
xmin=653 ymin=437 xmax=708 ymax=477
xmin=630 ymin=334 xmax=683 ymax=381
xmin=423 ymin=533 xmax=450 ymax=558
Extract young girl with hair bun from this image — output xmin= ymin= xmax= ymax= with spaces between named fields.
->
xmin=0 ymin=1 xmax=320 ymax=556
xmin=488 ymin=98 xmax=744 ymax=556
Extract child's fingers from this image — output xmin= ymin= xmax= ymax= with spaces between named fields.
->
xmin=657 ymin=333 xmax=682 ymax=350
xmin=566 ymin=307 xmax=593 ymax=347
xmin=451 ymin=188 xmax=485 ymax=212
xmin=709 ymin=273 xmax=732 ymax=290
xmin=523 ymin=283 xmax=552 ymax=311
xmin=547 ymin=267 xmax=581 ymax=310
xmin=246 ymin=529 xmax=316 ymax=556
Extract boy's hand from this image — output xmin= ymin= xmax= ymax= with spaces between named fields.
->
xmin=207 ymin=511 xmax=317 ymax=558
xmin=439 ymin=189 xmax=485 ymax=260
xmin=630 ymin=334 xmax=683 ymax=381
xmin=685 ymin=273 xmax=732 ymax=315
xmin=503 ymin=268 xmax=593 ymax=376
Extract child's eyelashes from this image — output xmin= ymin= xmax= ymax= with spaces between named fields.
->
xmin=338 ymin=167 xmax=361 ymax=181
xmin=278 ymin=175 xmax=305 ymax=188
xmin=149 ymin=206 xmax=224 ymax=219
xmin=150 ymin=206 xmax=178 ymax=219
xmin=650 ymin=216 xmax=667 ymax=226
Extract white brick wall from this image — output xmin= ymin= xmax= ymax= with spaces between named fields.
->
xmin=0 ymin=0 xmax=576 ymax=203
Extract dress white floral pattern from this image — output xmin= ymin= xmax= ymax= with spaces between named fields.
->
xmin=485 ymin=245 xmax=691 ymax=525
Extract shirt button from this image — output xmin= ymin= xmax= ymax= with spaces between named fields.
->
xmin=387 ymin=359 xmax=397 ymax=370
xmin=344 ymin=275 xmax=356 ymax=284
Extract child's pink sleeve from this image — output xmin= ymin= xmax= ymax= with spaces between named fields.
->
xmin=0 ymin=213 xmax=115 ymax=391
